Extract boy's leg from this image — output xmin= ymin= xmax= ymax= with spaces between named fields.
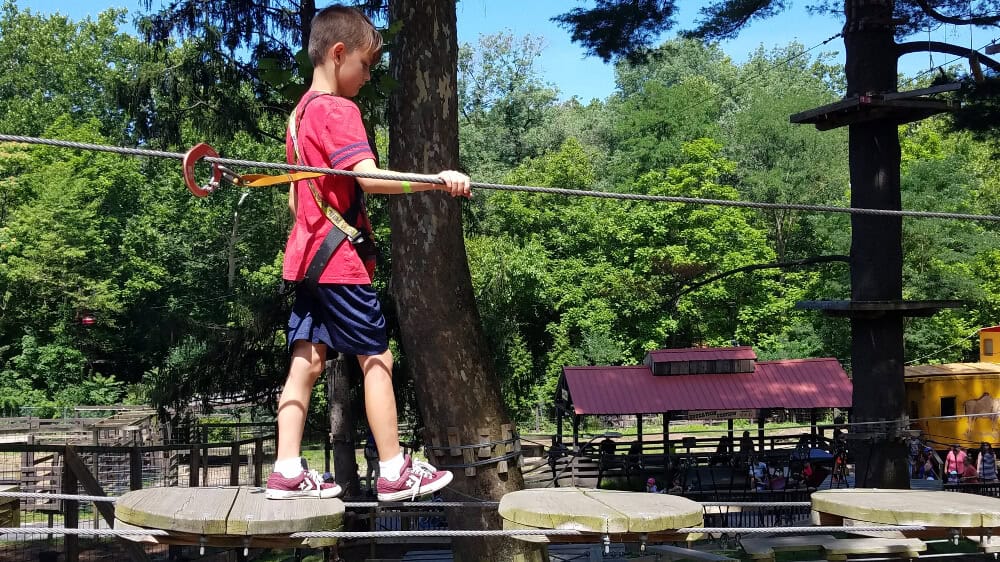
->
xmin=265 ymin=339 xmax=341 ymax=499
xmin=277 ymin=340 xmax=327 ymax=460
xmin=358 ymin=350 xmax=401 ymax=461
xmin=361 ymin=350 xmax=453 ymax=501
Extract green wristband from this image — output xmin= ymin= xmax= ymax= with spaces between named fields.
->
xmin=401 ymin=180 xmax=412 ymax=194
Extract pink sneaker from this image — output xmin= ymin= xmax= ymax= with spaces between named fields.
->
xmin=377 ymin=455 xmax=453 ymax=502
xmin=265 ymin=468 xmax=342 ymax=499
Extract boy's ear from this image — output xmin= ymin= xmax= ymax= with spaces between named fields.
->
xmin=327 ymin=42 xmax=347 ymax=64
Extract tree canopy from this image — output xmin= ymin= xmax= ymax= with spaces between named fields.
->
xmin=0 ymin=0 xmax=997 ymax=434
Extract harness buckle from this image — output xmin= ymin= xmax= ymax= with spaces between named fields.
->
xmin=216 ymin=165 xmax=243 ymax=186
xmin=182 ymin=142 xmax=222 ymax=197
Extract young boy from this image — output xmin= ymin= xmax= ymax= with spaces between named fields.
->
xmin=265 ymin=5 xmax=470 ymax=501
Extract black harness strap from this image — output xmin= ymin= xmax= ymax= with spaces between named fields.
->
xmin=291 ymin=92 xmax=377 ymax=287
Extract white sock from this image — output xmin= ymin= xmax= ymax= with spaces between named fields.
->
xmin=275 ymin=457 xmax=304 ymax=478
xmin=379 ymin=453 xmax=406 ymax=482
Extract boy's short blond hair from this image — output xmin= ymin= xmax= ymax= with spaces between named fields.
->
xmin=308 ymin=4 xmax=382 ymax=66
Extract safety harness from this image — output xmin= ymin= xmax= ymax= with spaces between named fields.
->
xmin=182 ymin=92 xmax=376 ymax=286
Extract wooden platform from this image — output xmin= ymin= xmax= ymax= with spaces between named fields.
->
xmin=114 ymin=486 xmax=343 ymax=548
xmin=499 ymin=488 xmax=703 ymax=543
xmin=811 ymin=488 xmax=1000 ymax=530
xmin=741 ymin=535 xmax=925 ymax=562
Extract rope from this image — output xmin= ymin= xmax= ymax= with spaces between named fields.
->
xmin=0 ymin=527 xmax=168 ymax=537
xmin=0 ymin=491 xmax=116 ymax=503
xmin=678 ymin=525 xmax=926 ymax=534
xmin=0 ymin=490 xmax=494 ymax=508
xmin=0 ymin=524 xmax=929 ymax=539
xmin=3 ymin=134 xmax=1000 ymax=223
xmin=344 ymin=500 xmax=498 ymax=508
xmin=701 ymin=501 xmax=811 ymax=507
xmin=289 ymin=529 xmax=584 ymax=539
xmin=0 ymin=491 xmax=813 ymax=510
xmin=290 ymin=525 xmax=925 ymax=539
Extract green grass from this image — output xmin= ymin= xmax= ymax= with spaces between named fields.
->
xmin=253 ymin=551 xmax=325 ymax=562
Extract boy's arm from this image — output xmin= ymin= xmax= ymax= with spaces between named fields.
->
xmin=352 ymin=159 xmax=471 ymax=198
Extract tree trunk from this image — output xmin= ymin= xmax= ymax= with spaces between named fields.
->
xmin=327 ymin=357 xmax=360 ymax=497
xmin=387 ymin=1 xmax=544 ymax=561
xmin=844 ymin=0 xmax=910 ymax=489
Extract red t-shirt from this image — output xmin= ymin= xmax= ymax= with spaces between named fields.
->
xmin=283 ymin=93 xmax=376 ymax=284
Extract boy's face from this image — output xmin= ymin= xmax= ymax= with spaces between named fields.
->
xmin=330 ymin=43 xmax=379 ymax=98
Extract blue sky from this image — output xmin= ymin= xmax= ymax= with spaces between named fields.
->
xmin=16 ymin=0 xmax=996 ymax=101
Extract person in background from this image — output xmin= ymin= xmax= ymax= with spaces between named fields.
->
xmin=945 ymin=444 xmax=966 ymax=484
xmin=961 ymin=456 xmax=979 ymax=483
xmin=977 ymin=442 xmax=997 ymax=483
xmin=917 ymin=447 xmax=936 ymax=480
xmin=668 ymin=476 xmax=684 ymax=494
xmin=646 ymin=477 xmax=659 ymax=493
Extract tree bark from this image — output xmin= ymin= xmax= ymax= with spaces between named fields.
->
xmin=387 ymin=1 xmax=544 ymax=561
xmin=844 ymin=0 xmax=910 ymax=489
xmin=327 ymin=357 xmax=361 ymax=497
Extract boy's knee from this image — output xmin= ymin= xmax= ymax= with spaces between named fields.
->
xmin=360 ymin=349 xmax=393 ymax=373
xmin=304 ymin=359 xmax=325 ymax=380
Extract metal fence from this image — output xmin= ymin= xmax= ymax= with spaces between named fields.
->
xmin=0 ymin=433 xmax=276 ymax=561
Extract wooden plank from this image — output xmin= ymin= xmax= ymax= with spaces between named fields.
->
xmin=822 ymin=537 xmax=925 ymax=557
xmin=812 ymin=488 xmax=1000 ymax=528
xmin=63 ymin=450 xmax=79 ymax=562
xmin=500 ymin=488 xmax=700 ymax=535
xmin=583 ymin=489 xmax=703 ymax=532
xmin=64 ymin=447 xmax=151 ymax=562
xmin=115 ymin=486 xmax=237 ymax=535
xmin=226 ymin=486 xmax=344 ymax=536
xmin=230 ymin=443 xmax=240 ymax=485
xmin=114 ymin=518 xmax=338 ymax=548
xmin=253 ymin=438 xmax=264 ymax=488
xmin=965 ymin=535 xmax=1000 ymax=554
xmin=741 ymin=536 xmax=837 ymax=561
xmin=500 ymin=487 xmax=628 ymax=533
xmin=646 ymin=544 xmax=737 ymax=561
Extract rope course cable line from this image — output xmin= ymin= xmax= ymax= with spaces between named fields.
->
xmin=0 ymin=491 xmax=812 ymax=510
xmin=0 ymin=524 xmax=929 ymax=539
xmin=0 ymin=527 xmax=169 ymax=537
xmin=668 ymin=32 xmax=843 ymax=121
xmin=0 ymin=490 xmax=494 ymax=508
xmin=900 ymin=37 xmax=1000 ymax=87
xmin=3 ymin=133 xmax=1000 ymax=223
xmin=287 ymin=525 xmax=926 ymax=539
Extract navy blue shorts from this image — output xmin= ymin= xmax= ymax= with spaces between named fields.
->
xmin=288 ymin=283 xmax=389 ymax=356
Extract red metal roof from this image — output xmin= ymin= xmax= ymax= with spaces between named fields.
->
xmin=645 ymin=346 xmax=757 ymax=363
xmin=982 ymin=326 xmax=1000 ymax=333
xmin=562 ymin=358 xmax=852 ymax=415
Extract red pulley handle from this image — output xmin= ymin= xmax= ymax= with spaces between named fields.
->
xmin=182 ymin=142 xmax=221 ymax=197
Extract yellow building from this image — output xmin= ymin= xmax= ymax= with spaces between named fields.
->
xmin=905 ymin=327 xmax=1000 ymax=446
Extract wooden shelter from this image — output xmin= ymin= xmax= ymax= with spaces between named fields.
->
xmin=555 ymin=347 xmax=852 ymax=450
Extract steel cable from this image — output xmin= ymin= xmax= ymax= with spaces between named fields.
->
xmin=2 ymin=134 xmax=1000 ymax=222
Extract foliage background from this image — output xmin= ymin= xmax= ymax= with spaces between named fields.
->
xmin=1 ymin=2 xmax=997 ymax=424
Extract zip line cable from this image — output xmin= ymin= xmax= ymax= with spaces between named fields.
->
xmin=668 ymin=32 xmax=843 ymax=121
xmin=901 ymin=37 xmax=1000 ymax=87
xmin=3 ymin=133 xmax=1000 ymax=223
